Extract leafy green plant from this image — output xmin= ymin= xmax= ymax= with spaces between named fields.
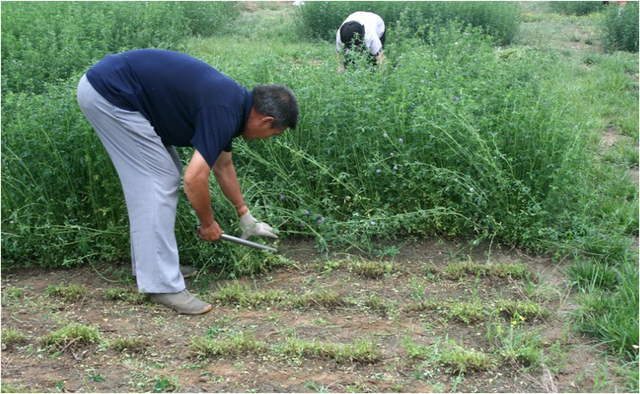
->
xmin=45 ymin=283 xmax=88 ymax=301
xmin=103 ymin=287 xmax=147 ymax=304
xmin=601 ymin=1 xmax=639 ymax=52
xmin=548 ymin=1 xmax=605 ymax=16
xmin=486 ymin=318 xmax=545 ymax=368
xmin=39 ymin=323 xmax=101 ymax=348
xmin=281 ymin=336 xmax=380 ymax=364
xmin=108 ymin=337 xmax=148 ymax=353
xmin=292 ymin=289 xmax=347 ymax=309
xmin=1 ymin=2 xmax=240 ymax=95
xmin=295 ymin=1 xmax=521 ymax=45
xmin=567 ymin=258 xmax=620 ymax=290
xmin=440 ymin=339 xmax=492 ymax=374
xmin=190 ymin=331 xmax=268 ymax=358
xmin=498 ymin=299 xmax=548 ymax=320
xmin=212 ymin=281 xmax=288 ymax=308
xmin=1 ymin=328 xmax=26 ymax=348
xmin=349 ymin=261 xmax=393 ymax=279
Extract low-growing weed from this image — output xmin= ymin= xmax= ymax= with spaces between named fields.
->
xmin=486 ymin=319 xmax=544 ymax=368
xmin=292 ymin=289 xmax=346 ymax=309
xmin=152 ymin=375 xmax=179 ymax=393
xmin=213 ymin=281 xmax=288 ymax=308
xmin=447 ymin=299 xmax=486 ymax=324
xmin=1 ymin=287 xmax=25 ymax=302
xmin=440 ymin=339 xmax=492 ymax=374
xmin=442 ymin=259 xmax=529 ymax=280
xmin=350 ymin=261 xmax=393 ymax=279
xmin=1 ymin=328 xmax=27 ymax=348
xmin=109 ymin=337 xmax=148 ymax=353
xmin=498 ymin=299 xmax=548 ymax=319
xmin=190 ymin=331 xmax=268 ymax=359
xmin=567 ymin=259 xmax=620 ymax=290
xmin=104 ymin=287 xmax=147 ymax=304
xmin=282 ymin=336 xmax=380 ymax=364
xmin=40 ymin=323 xmax=101 ymax=349
xmin=45 ymin=283 xmax=87 ymax=301
xmin=0 ymin=384 xmax=38 ymax=393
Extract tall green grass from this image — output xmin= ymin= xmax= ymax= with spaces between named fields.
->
xmin=0 ymin=1 xmax=240 ymax=95
xmin=548 ymin=1 xmax=606 ymax=16
xmin=601 ymin=1 xmax=639 ymax=53
xmin=295 ymin=1 xmax=521 ymax=46
xmin=2 ymin=4 xmax=637 ymax=266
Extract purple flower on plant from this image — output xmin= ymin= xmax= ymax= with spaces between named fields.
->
xmin=304 ymin=210 xmax=310 ymax=216
xmin=279 ymin=194 xmax=285 ymax=200
xmin=317 ymin=216 xmax=325 ymax=224
xmin=398 ymin=138 xmax=403 ymax=143
xmin=451 ymin=96 xmax=460 ymax=102
xmin=376 ymin=169 xmax=381 ymax=173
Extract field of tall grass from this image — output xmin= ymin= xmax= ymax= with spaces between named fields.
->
xmin=1 ymin=1 xmax=638 ymax=387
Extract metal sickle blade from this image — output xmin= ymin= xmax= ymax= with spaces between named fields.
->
xmin=220 ymin=234 xmax=279 ymax=253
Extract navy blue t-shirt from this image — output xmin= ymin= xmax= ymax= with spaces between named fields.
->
xmin=86 ymin=49 xmax=253 ymax=167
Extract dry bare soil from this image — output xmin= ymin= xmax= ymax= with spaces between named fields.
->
xmin=1 ymin=238 xmax=630 ymax=393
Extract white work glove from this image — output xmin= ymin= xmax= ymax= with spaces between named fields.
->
xmin=239 ymin=211 xmax=278 ymax=240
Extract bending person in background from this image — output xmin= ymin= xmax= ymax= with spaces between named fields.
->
xmin=336 ymin=11 xmax=386 ymax=71
xmin=77 ymin=49 xmax=298 ymax=315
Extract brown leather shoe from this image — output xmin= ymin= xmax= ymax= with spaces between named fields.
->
xmin=149 ymin=289 xmax=212 ymax=315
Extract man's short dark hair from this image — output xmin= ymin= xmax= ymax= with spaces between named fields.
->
xmin=340 ymin=21 xmax=365 ymax=50
xmin=253 ymin=85 xmax=299 ymax=130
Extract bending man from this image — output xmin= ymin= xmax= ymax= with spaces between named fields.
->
xmin=77 ymin=49 xmax=298 ymax=315
xmin=336 ymin=11 xmax=386 ymax=70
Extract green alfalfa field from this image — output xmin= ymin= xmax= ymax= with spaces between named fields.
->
xmin=1 ymin=2 xmax=638 ymax=393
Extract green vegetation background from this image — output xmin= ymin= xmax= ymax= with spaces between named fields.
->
xmin=1 ymin=1 xmax=638 ymax=385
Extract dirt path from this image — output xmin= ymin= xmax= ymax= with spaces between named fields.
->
xmin=1 ymin=238 xmax=629 ymax=392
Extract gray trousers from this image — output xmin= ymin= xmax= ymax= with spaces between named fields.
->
xmin=77 ymin=74 xmax=186 ymax=293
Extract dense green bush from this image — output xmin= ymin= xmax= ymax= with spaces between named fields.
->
xmin=1 ymin=78 xmax=128 ymax=266
xmin=548 ymin=1 xmax=605 ymax=16
xmin=601 ymin=1 xmax=639 ymax=53
xmin=1 ymin=4 xmax=637 ymax=269
xmin=0 ymin=76 xmax=265 ymax=273
xmin=295 ymin=1 xmax=521 ymax=46
xmin=0 ymin=1 xmax=240 ymax=95
xmin=217 ymin=24 xmax=637 ymax=258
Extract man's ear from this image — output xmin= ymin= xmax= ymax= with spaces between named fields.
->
xmin=260 ymin=116 xmax=275 ymax=126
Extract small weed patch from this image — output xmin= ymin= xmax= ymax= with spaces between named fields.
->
xmin=108 ymin=337 xmax=148 ymax=353
xmin=104 ymin=287 xmax=147 ymax=303
xmin=1 ymin=328 xmax=26 ymax=348
xmin=45 ymin=283 xmax=87 ymax=301
xmin=440 ymin=340 xmax=492 ymax=374
xmin=213 ymin=281 xmax=288 ymax=308
xmin=350 ymin=261 xmax=393 ymax=279
xmin=281 ymin=336 xmax=381 ymax=364
xmin=292 ymin=289 xmax=347 ymax=309
xmin=190 ymin=332 xmax=268 ymax=359
xmin=39 ymin=323 xmax=101 ymax=349
xmin=443 ymin=260 xmax=530 ymax=280
xmin=498 ymin=299 xmax=548 ymax=319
